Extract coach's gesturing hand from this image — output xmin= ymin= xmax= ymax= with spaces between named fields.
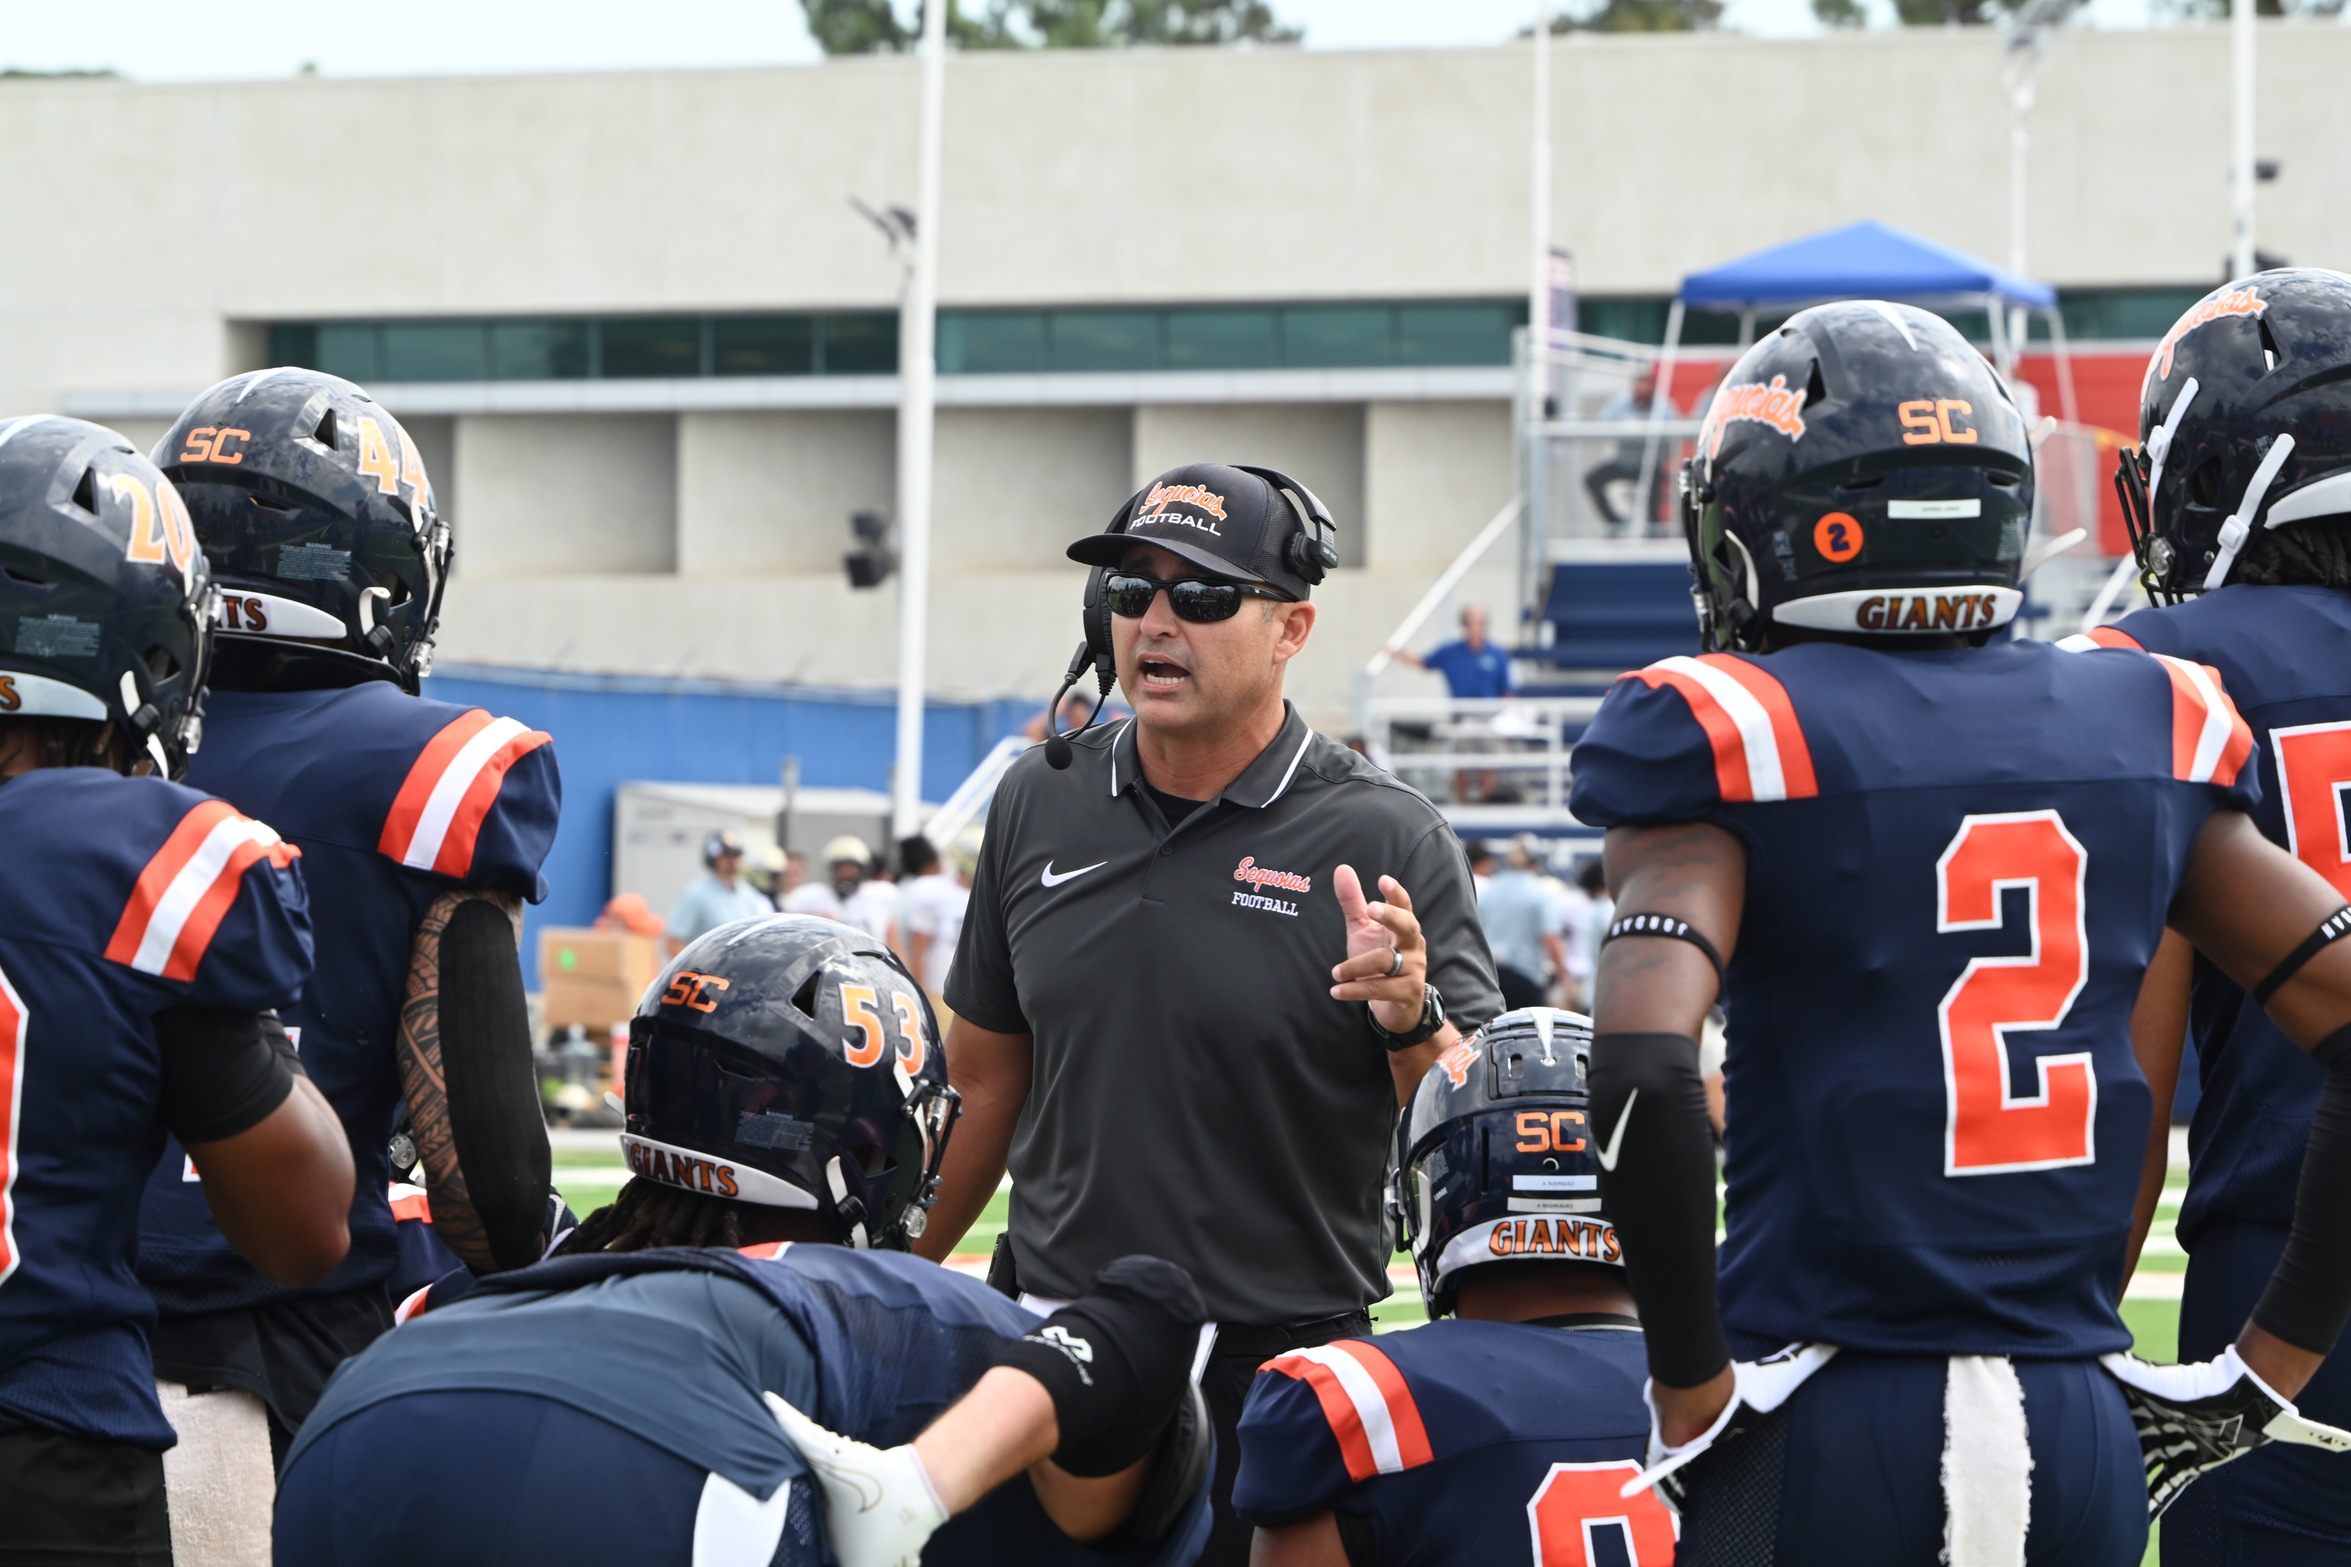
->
xmin=1330 ymin=864 xmax=1462 ymax=1104
xmin=1328 ymin=864 xmax=1426 ymax=1031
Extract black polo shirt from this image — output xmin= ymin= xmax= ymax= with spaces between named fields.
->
xmin=946 ymin=703 xmax=1502 ymax=1325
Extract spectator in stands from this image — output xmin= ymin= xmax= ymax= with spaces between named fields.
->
xmin=1479 ymin=838 xmax=1567 ymax=1012
xmin=665 ymin=830 xmax=774 ymax=954
xmin=899 ymin=832 xmax=974 ymax=1006
xmin=1465 ymin=839 xmax=1496 ymax=898
xmin=595 ymin=893 xmax=667 ymax=940
xmin=1570 ymin=857 xmax=1611 ymax=986
xmin=783 ymin=834 xmax=899 ymax=946
xmin=1549 ymin=856 xmax=1598 ymax=1011
xmin=1584 ymin=366 xmax=1680 ymax=535
xmin=1384 ymin=604 xmax=1512 ymax=701
xmin=778 ymin=850 xmax=808 ymax=902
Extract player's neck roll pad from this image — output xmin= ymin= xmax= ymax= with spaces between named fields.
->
xmin=992 ymin=1254 xmax=1207 ymax=1477
xmin=1590 ymin=1030 xmax=1731 ymax=1389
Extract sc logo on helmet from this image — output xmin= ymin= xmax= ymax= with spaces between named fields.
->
xmin=1898 ymin=399 xmax=1977 ymax=446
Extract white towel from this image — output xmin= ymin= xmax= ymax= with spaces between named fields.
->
xmin=1941 ymin=1355 xmax=2033 ymax=1567
xmin=155 ymin=1381 xmax=275 ymax=1567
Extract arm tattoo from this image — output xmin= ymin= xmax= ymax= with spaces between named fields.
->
xmin=395 ymin=888 xmax=525 ymax=1272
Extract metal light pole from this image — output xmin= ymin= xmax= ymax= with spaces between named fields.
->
xmin=2231 ymin=0 xmax=2257 ymax=279
xmin=1522 ymin=0 xmax=1552 ymax=627
xmin=2003 ymin=0 xmax=2062 ymax=360
xmin=892 ymin=0 xmax=948 ymax=841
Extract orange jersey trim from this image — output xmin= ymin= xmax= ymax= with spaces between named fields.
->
xmin=1263 ymin=1340 xmax=1435 ymax=1483
xmin=1626 ymin=653 xmax=1819 ymax=803
xmin=379 ymin=710 xmax=552 ymax=879
xmin=106 ymin=800 xmax=298 ymax=982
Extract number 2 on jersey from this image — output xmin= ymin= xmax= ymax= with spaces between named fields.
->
xmin=1936 ymin=810 xmax=2095 ymax=1176
xmin=1527 ymin=1461 xmax=1676 ymax=1565
xmin=2272 ymin=721 xmax=2351 ymax=900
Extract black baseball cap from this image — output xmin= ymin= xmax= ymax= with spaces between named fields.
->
xmin=1067 ymin=462 xmax=1322 ymax=600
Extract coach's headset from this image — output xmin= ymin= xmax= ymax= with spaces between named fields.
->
xmin=1042 ymin=465 xmax=1339 ymax=770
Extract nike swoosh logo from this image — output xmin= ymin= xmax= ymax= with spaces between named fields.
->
xmin=1041 ymin=859 xmax=1109 ymax=888
xmin=1596 ymin=1089 xmax=1638 ymax=1172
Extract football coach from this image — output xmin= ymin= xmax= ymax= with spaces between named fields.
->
xmin=917 ymin=462 xmax=1502 ymax=1565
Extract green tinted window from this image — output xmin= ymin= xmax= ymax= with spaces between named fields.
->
xmin=1395 ymin=302 xmax=1515 ymax=366
xmin=939 ymin=312 xmax=1045 ymax=374
xmin=314 ymin=324 xmax=382 ymax=383
xmin=380 ymin=322 xmax=487 ymax=382
xmin=819 ymin=314 xmax=898 ymax=375
xmin=1050 ymin=311 xmax=1159 ymax=372
xmin=1165 ymin=308 xmax=1275 ymax=371
xmin=490 ymin=321 xmax=590 ymax=379
xmin=269 ymin=324 xmax=319 ymax=369
xmin=1280 ymin=305 xmax=1392 ymax=368
xmin=602 ymin=318 xmax=704 ymax=378
xmin=713 ymin=316 xmax=815 ymax=376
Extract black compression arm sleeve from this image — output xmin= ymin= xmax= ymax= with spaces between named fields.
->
xmin=439 ymin=899 xmax=552 ymax=1272
xmin=993 ymin=1255 xmax=1206 ymax=1477
xmin=158 ymin=1007 xmax=303 ymax=1146
xmin=1590 ymin=1030 xmax=1730 ymax=1388
xmin=2251 ymin=1024 xmax=2351 ymax=1355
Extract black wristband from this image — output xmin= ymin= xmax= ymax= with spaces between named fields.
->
xmin=1603 ymin=914 xmax=1728 ymax=992
xmin=2252 ymin=907 xmax=2351 ymax=1009
xmin=992 ymin=1254 xmax=1206 ymax=1477
xmin=2251 ymin=1022 xmax=2351 ymax=1355
xmin=1589 ymin=1030 xmax=1730 ymax=1388
xmin=158 ymin=1007 xmax=301 ymax=1146
xmin=439 ymin=899 xmax=552 ymax=1271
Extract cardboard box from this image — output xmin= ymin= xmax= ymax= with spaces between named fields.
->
xmin=541 ymin=974 xmax=648 ymax=1031
xmin=538 ymin=928 xmax=661 ymax=1030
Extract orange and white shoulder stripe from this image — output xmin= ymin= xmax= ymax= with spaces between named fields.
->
xmin=379 ymin=709 xmax=552 ymax=878
xmin=106 ymin=800 xmax=299 ymax=982
xmin=1626 ymin=653 xmax=1819 ymax=803
xmin=1262 ymin=1339 xmax=1434 ymax=1483
xmin=2055 ymin=626 xmax=2145 ymax=653
xmin=388 ymin=1182 xmax=433 ymax=1225
xmin=2149 ymin=653 xmax=2254 ymax=785
xmin=392 ymin=1283 xmax=435 ymax=1324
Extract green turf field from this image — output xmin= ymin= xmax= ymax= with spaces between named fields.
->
xmin=552 ymin=1133 xmax=2190 ymax=1564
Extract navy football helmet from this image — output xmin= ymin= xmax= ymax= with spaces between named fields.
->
xmin=1391 ymin=1008 xmax=1619 ymax=1319
xmin=156 ymin=369 xmax=449 ymax=692
xmin=0 ymin=416 xmax=215 ymax=778
xmin=2116 ymin=269 xmax=2351 ymax=602
xmin=1684 ymin=301 xmax=2034 ymax=652
xmin=624 ymin=914 xmax=959 ymax=1250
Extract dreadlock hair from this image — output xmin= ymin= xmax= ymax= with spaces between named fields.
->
xmin=556 ymin=1177 xmax=754 ymax=1255
xmin=0 ymin=716 xmax=130 ymax=774
xmin=2233 ymin=510 xmax=2351 ymax=591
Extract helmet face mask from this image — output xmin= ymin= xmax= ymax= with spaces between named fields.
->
xmin=1392 ymin=1007 xmax=1620 ymax=1318
xmin=623 ymin=915 xmax=959 ymax=1250
xmin=158 ymin=370 xmax=450 ymax=693
xmin=0 ymin=417 xmax=217 ymax=780
xmin=2120 ymin=270 xmax=2351 ymax=603
xmin=1683 ymin=302 xmax=2033 ymax=653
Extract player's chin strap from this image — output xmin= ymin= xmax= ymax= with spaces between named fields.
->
xmin=2205 ymin=431 xmax=2298 ymax=592
xmin=825 ymin=1157 xmax=871 ymax=1249
xmin=2142 ymin=376 xmax=2199 ymax=527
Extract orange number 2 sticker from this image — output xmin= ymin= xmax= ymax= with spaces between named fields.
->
xmin=1936 ymin=810 xmax=2094 ymax=1176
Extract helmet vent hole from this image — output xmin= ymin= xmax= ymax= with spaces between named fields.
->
xmin=790 ymin=973 xmax=823 ymax=1019
xmin=70 ymin=467 xmax=98 ymax=515
xmin=144 ymin=646 xmax=179 ymax=680
xmin=1838 ymin=474 xmax=1885 ymax=493
xmin=2 ymin=567 xmax=49 ymax=588
xmin=312 ymin=408 xmax=338 ymax=448
xmin=2258 ymin=315 xmax=2282 ymax=372
xmin=1804 ymin=359 xmax=1829 ymax=409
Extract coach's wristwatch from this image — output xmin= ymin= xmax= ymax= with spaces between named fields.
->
xmin=1369 ymin=983 xmax=1446 ymax=1052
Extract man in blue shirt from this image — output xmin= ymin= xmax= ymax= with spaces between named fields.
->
xmin=1476 ymin=840 xmax=1566 ymax=1011
xmin=1387 ymin=604 xmax=1512 ymax=700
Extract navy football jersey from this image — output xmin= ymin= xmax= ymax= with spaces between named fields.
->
xmin=0 ymin=769 xmax=310 ymax=1446
xmin=140 ymin=683 xmax=558 ymax=1316
xmin=2104 ymin=587 xmax=2351 ymax=1246
xmin=1232 ymin=1319 xmax=1671 ymax=1566
xmin=1569 ymin=640 xmax=2256 ymax=1358
xmin=291 ymin=1242 xmax=1211 ymax=1567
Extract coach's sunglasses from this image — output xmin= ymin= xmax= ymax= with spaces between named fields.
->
xmin=1103 ymin=571 xmax=1294 ymax=624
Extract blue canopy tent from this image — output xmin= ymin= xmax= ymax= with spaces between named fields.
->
xmin=1634 ymin=220 xmax=2079 ymax=523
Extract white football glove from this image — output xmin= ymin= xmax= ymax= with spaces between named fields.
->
xmin=2099 ymin=1346 xmax=2351 ymax=1519
xmin=764 ymin=1392 xmax=948 ymax=1567
xmin=1622 ymin=1343 xmax=1839 ymax=1510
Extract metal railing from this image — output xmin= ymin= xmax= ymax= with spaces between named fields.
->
xmin=1360 ymin=694 xmax=1605 ymax=824
xmin=923 ymin=733 xmax=1030 ymax=848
